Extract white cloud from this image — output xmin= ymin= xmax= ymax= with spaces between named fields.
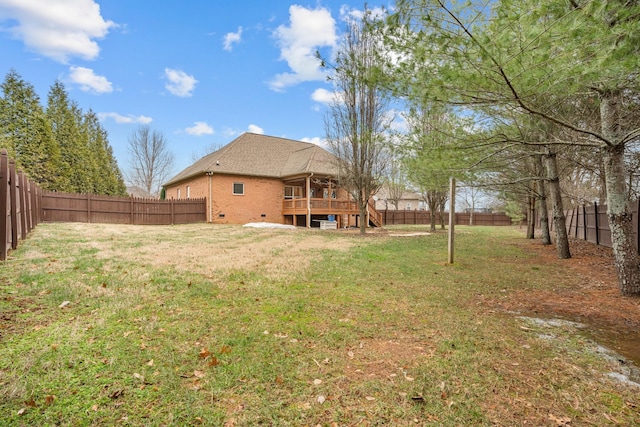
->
xmin=68 ymin=66 xmax=112 ymax=94
xmin=186 ymin=121 xmax=214 ymax=136
xmin=311 ymin=88 xmax=336 ymax=105
xmin=247 ymin=124 xmax=264 ymax=134
xmin=223 ymin=127 xmax=239 ymax=138
xmin=223 ymin=26 xmax=242 ymax=51
xmin=301 ymin=136 xmax=327 ymax=148
xmin=339 ymin=5 xmax=388 ymax=23
xmin=0 ymin=0 xmax=115 ymax=63
xmin=164 ymin=68 xmax=198 ymax=97
xmin=269 ymin=5 xmax=337 ymax=91
xmin=98 ymin=112 xmax=152 ymax=124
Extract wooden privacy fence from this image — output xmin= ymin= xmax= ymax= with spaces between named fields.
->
xmin=550 ymin=201 xmax=640 ymax=250
xmin=41 ymin=192 xmax=206 ymax=225
xmin=0 ymin=149 xmax=42 ymax=260
xmin=381 ymin=209 xmax=513 ymax=226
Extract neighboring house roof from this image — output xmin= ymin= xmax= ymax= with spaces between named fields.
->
xmin=164 ymin=133 xmax=338 ymax=186
xmin=374 ymin=185 xmax=422 ymax=201
xmin=127 ymin=185 xmax=152 ymax=198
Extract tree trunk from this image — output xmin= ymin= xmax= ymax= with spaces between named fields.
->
xmin=535 ymin=155 xmax=552 ymax=245
xmin=526 ymin=192 xmax=535 ymax=239
xmin=359 ymin=201 xmax=367 ymax=235
xmin=601 ymin=90 xmax=640 ymax=295
xmin=544 ymin=147 xmax=571 ymax=259
xmin=427 ymin=193 xmax=436 ymax=231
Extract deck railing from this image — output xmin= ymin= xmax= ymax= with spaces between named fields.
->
xmin=282 ymin=198 xmax=359 ymax=214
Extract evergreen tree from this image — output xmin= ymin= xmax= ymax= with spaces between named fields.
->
xmin=0 ymin=70 xmax=60 ymax=189
xmin=83 ymin=110 xmax=127 ymax=195
xmin=46 ymin=80 xmax=92 ymax=193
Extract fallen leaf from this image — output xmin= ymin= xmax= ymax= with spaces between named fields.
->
xmin=109 ymin=389 xmax=124 ymax=399
xmin=133 ymin=372 xmax=144 ymax=381
xmin=548 ymin=413 xmax=572 ymax=426
xmin=317 ymin=395 xmax=326 ymax=404
xmin=44 ymin=395 xmax=55 ymax=405
xmin=146 ymin=359 xmax=154 ymax=367
xmin=208 ymin=356 xmax=220 ymax=367
xmin=275 ymin=376 xmax=284 ymax=384
xmin=24 ymin=398 xmax=36 ymax=407
xmin=59 ymin=301 xmax=71 ymax=309
xmin=189 ymin=379 xmax=202 ymax=391
xmin=199 ymin=348 xmax=211 ymax=359
xmin=365 ymin=396 xmax=375 ymax=401
xmin=17 ymin=408 xmax=27 ymax=416
xmin=194 ymin=370 xmax=205 ymax=378
xmin=411 ymin=395 xmax=425 ymax=403
xmin=92 ymin=404 xmax=99 ymax=411
xmin=313 ymin=379 xmax=322 ymax=385
xmin=347 ymin=351 xmax=354 ymax=358
xmin=220 ymin=345 xmax=232 ymax=354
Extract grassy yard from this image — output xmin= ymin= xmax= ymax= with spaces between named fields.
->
xmin=1 ymin=223 xmax=638 ymax=426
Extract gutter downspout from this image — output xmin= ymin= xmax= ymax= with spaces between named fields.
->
xmin=206 ymin=171 xmax=213 ymax=222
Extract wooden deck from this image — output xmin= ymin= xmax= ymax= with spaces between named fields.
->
xmin=282 ymin=198 xmax=359 ymax=215
xmin=282 ymin=198 xmax=383 ymax=227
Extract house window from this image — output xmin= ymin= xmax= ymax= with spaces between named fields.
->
xmin=284 ymin=186 xmax=303 ymax=199
xmin=186 ymin=185 xmax=190 ymax=199
xmin=177 ymin=188 xmax=181 ymax=199
xmin=233 ymin=182 xmax=244 ymax=195
xmin=406 ymin=202 xmax=412 ymax=210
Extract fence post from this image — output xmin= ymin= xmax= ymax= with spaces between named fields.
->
xmin=171 ymin=199 xmax=175 ymax=225
xmin=9 ymin=158 xmax=18 ymax=250
xmin=637 ymin=199 xmax=640 ymax=251
xmin=0 ymin=149 xmax=8 ymax=260
xmin=594 ymin=202 xmax=600 ymax=245
xmin=18 ymin=171 xmax=28 ymax=240
xmin=25 ymin=179 xmax=33 ymax=233
xmin=86 ymin=193 xmax=91 ymax=223
xmin=582 ymin=204 xmax=587 ymax=241
xmin=130 ymin=197 xmax=134 ymax=224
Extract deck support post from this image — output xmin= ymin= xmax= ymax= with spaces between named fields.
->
xmin=306 ymin=174 xmax=311 ymax=228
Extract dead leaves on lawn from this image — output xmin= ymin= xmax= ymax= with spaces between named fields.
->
xmin=183 ymin=344 xmax=234 ymax=390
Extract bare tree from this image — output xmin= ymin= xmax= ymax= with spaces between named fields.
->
xmin=127 ymin=125 xmax=174 ymax=197
xmin=385 ymin=159 xmax=407 ymax=210
xmin=324 ymin=11 xmax=391 ymax=234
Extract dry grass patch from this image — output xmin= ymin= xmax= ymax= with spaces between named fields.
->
xmin=37 ymin=223 xmax=357 ymax=280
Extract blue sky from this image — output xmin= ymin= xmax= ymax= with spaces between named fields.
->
xmin=0 ymin=0 xmax=393 ymax=180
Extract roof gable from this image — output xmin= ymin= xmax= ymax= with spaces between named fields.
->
xmin=164 ymin=133 xmax=338 ymax=186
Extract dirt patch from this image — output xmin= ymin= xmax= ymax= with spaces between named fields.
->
xmin=484 ymin=237 xmax=640 ymax=363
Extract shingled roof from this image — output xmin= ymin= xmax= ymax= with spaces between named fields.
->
xmin=164 ymin=133 xmax=338 ymax=186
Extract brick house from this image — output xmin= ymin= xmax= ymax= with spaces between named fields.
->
xmin=373 ymin=186 xmax=426 ymax=211
xmin=163 ymin=133 xmax=381 ymax=228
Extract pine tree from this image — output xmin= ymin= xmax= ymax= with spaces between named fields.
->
xmin=46 ymin=80 xmax=92 ymax=193
xmin=0 ymin=70 xmax=61 ymax=189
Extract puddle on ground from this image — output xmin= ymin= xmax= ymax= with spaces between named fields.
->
xmin=518 ymin=316 xmax=640 ymax=386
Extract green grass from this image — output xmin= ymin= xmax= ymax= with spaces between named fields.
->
xmin=0 ymin=223 xmax=638 ymax=426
